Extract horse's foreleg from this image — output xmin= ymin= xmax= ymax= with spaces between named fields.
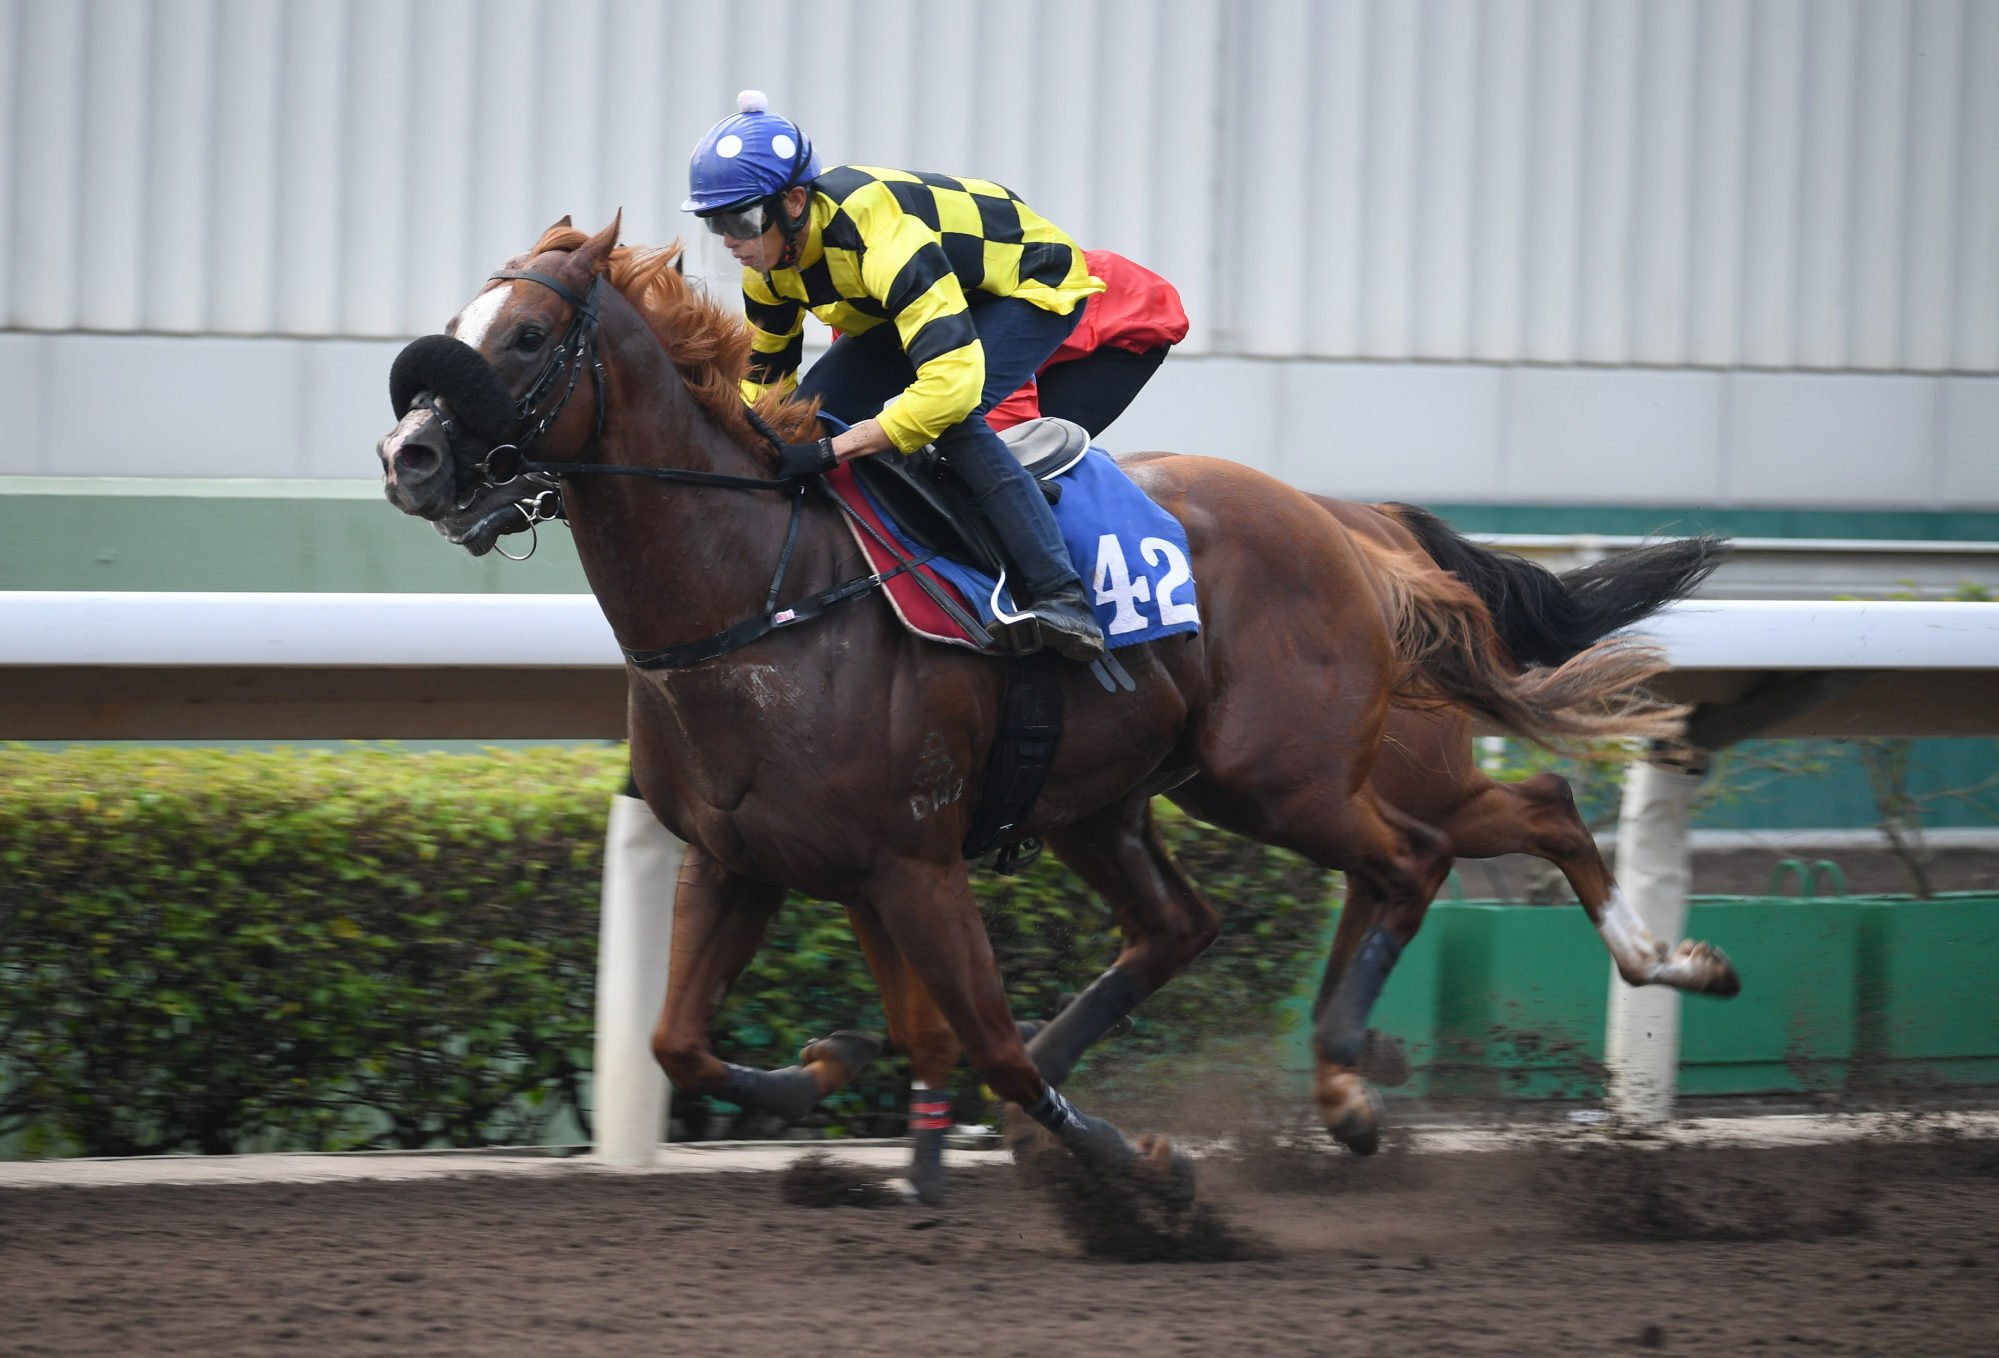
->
xmin=648 ymin=847 xmax=827 ymax=1122
xmin=1440 ymin=771 xmax=1739 ymax=997
xmin=1035 ymin=793 xmax=1222 ymax=1086
xmin=869 ymin=859 xmax=1193 ymax=1201
xmin=840 ymin=904 xmax=959 ymax=1203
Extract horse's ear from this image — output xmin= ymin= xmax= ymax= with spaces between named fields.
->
xmin=546 ymin=214 xmax=573 ymax=234
xmin=575 ymin=210 xmax=623 ymax=276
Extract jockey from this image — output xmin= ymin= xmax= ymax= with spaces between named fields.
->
xmin=986 ymin=250 xmax=1188 ymax=436
xmin=683 ymin=90 xmax=1108 ymax=664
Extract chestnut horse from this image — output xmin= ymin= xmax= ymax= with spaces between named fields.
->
xmin=377 ymin=216 xmax=1736 ymax=1208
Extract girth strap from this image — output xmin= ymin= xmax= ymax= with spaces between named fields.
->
xmin=961 ymin=653 xmax=1066 ymax=869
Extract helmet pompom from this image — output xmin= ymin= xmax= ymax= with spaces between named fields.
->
xmin=737 ymin=89 xmax=768 ymax=114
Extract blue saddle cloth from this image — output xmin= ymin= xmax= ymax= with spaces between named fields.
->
xmin=855 ymin=446 xmax=1202 ymax=651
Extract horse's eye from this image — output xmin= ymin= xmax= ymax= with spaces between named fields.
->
xmin=515 ymin=328 xmax=546 ymax=353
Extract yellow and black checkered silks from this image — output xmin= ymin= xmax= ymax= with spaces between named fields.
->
xmin=739 ymin=166 xmax=1104 ymax=454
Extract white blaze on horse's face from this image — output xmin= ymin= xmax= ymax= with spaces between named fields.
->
xmin=451 ymin=282 xmax=518 ymax=355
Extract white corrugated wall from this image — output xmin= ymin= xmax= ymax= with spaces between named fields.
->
xmin=5 ymin=0 xmax=1995 ymax=371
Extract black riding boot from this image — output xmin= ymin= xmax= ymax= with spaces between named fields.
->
xmin=938 ymin=418 xmax=1107 ymax=663
xmin=1017 ymin=580 xmax=1108 ymax=663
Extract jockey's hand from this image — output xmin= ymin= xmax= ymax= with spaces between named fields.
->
xmin=776 ymin=437 xmax=839 ymax=480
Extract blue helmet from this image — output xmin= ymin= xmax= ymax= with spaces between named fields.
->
xmin=682 ymin=90 xmax=820 ymax=213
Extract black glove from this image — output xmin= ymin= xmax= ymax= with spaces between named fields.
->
xmin=775 ymin=437 xmax=839 ymax=480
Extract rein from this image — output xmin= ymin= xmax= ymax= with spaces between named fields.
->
xmin=463 ymin=269 xmax=951 ymax=670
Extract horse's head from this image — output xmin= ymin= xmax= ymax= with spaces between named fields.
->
xmin=377 ymin=214 xmax=621 ymax=555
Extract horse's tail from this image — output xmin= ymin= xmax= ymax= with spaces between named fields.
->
xmin=1354 ymin=506 xmax=1726 ymax=745
xmin=1379 ymin=502 xmax=1728 ymax=666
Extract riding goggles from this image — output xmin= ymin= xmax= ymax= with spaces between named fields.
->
xmin=699 ymin=198 xmax=773 ymax=240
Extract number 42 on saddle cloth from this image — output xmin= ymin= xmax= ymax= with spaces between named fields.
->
xmin=818 ymin=423 xmax=1203 ymax=657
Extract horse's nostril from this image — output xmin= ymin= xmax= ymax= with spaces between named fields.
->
xmin=394 ymin=442 xmax=444 ymax=482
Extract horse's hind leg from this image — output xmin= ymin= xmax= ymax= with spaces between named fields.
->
xmin=650 ymin=846 xmax=874 ymax=1123
xmin=1030 ymin=793 xmax=1223 ymax=1086
xmin=1435 ymin=771 xmax=1739 ymax=996
xmin=1176 ymin=778 xmax=1453 ymax=1155
xmin=1304 ymin=859 xmax=1423 ymax=1086
xmin=1311 ymin=800 xmax=1455 ymax=1153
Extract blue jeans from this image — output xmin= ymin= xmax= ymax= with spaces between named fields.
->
xmin=799 ymin=294 xmax=1086 ymax=598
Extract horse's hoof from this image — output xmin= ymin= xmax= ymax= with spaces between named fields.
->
xmin=799 ymin=1028 xmax=883 ymax=1068
xmin=1359 ymin=1028 xmax=1412 ymax=1088
xmin=1315 ymin=1063 xmax=1387 ymax=1154
xmin=1656 ymin=941 xmax=1741 ymax=998
xmin=1327 ymin=1082 xmax=1387 ymax=1157
xmin=798 ymin=1029 xmax=884 ymax=1086
xmin=1336 ymin=1119 xmax=1381 ymax=1157
xmin=900 ymin=1171 xmax=948 ymax=1207
xmin=1134 ymin=1133 xmax=1197 ymax=1207
xmin=1686 ymin=940 xmax=1742 ymax=997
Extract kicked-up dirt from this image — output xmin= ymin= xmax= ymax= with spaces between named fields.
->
xmin=3 ymin=1126 xmax=1996 ymax=1356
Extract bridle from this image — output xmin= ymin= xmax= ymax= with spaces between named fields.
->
xmin=423 ymin=265 xmax=959 ymax=668
xmin=442 ymin=268 xmax=608 ymax=557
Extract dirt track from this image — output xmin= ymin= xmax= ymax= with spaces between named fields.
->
xmin=5 ymin=1129 xmax=1996 ymax=1357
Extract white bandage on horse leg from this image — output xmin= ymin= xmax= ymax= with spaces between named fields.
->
xmin=1599 ymin=886 xmax=1736 ymax=992
xmin=1598 ymin=885 xmax=1670 ymax=983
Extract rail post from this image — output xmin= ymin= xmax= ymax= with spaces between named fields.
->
xmin=1604 ymin=752 xmax=1709 ymax=1123
xmin=591 ymin=794 xmax=683 ymax=1165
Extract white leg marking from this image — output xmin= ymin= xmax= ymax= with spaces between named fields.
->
xmin=1598 ymin=885 xmax=1669 ymax=982
xmin=1599 ymin=886 xmax=1736 ymax=992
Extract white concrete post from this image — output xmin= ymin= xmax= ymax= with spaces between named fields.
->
xmin=591 ymin=793 xmax=683 ymax=1166
xmin=1604 ymin=756 xmax=1707 ymax=1123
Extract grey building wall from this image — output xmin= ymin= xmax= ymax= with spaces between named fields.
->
xmin=3 ymin=0 xmax=1995 ymax=506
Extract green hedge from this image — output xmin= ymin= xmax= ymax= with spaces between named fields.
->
xmin=0 ymin=746 xmax=1331 ymax=1158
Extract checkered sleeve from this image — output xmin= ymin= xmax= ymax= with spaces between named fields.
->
xmin=739 ymin=269 xmax=804 ymax=405
xmin=859 ymin=217 xmax=983 ymax=453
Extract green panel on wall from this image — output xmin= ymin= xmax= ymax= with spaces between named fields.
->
xmin=1854 ymin=898 xmax=1999 ymax=1081
xmin=1430 ymin=906 xmax=1608 ymax=1100
xmin=1677 ymin=900 xmax=1861 ymax=1095
xmin=0 ymin=489 xmax=588 ymax=593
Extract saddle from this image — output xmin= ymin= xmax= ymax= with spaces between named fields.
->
xmin=843 ymin=417 xmax=1091 ymax=590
